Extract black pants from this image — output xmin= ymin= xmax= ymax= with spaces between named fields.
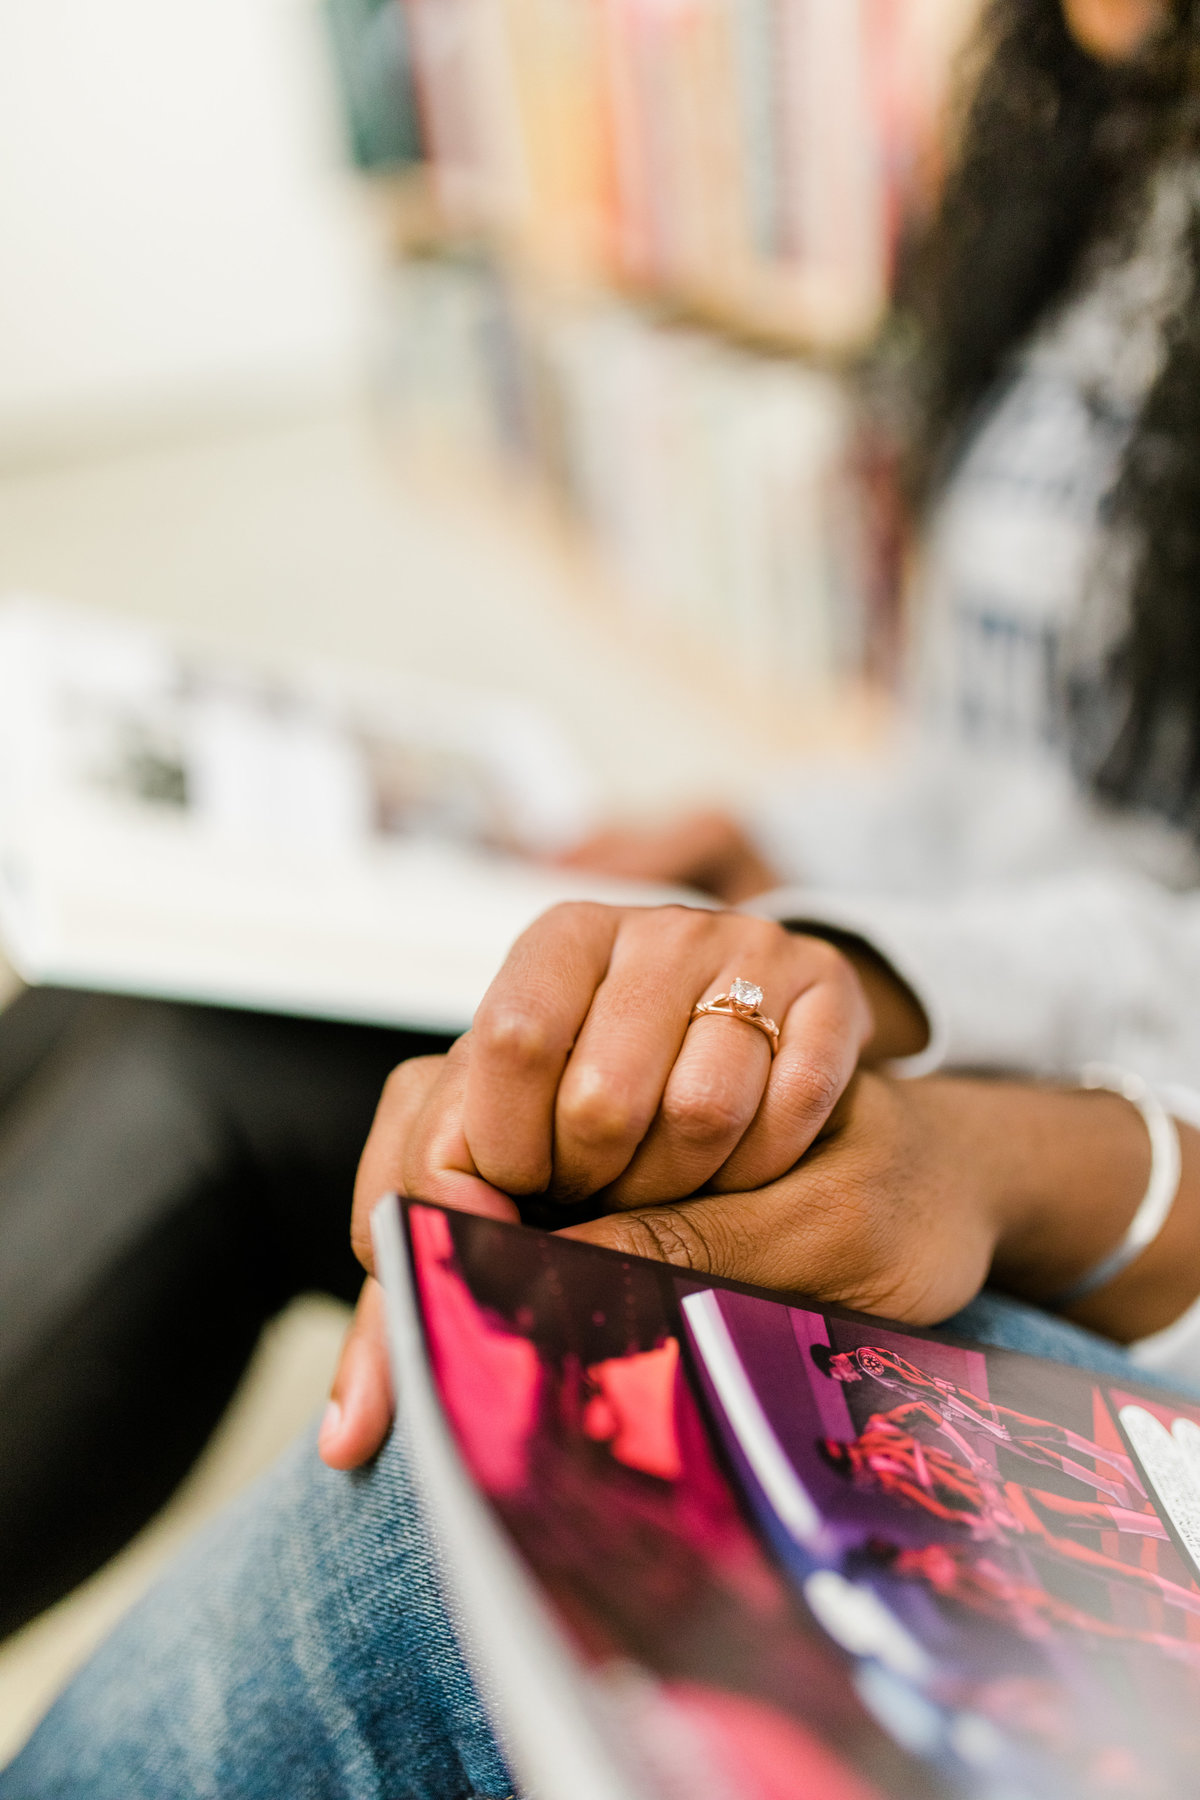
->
xmin=0 ymin=985 xmax=448 ymax=1641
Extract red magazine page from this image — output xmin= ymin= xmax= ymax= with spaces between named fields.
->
xmin=393 ymin=1198 xmax=1200 ymax=1800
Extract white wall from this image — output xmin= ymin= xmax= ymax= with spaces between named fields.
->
xmin=0 ymin=0 xmax=375 ymax=450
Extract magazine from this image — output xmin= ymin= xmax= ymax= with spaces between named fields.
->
xmin=0 ymin=597 xmax=695 ymax=1030
xmin=375 ymin=1195 xmax=1200 ymax=1800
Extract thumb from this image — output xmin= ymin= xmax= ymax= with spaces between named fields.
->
xmin=560 ymin=1193 xmax=758 ymax=1283
xmin=319 ymin=1277 xmax=393 ymax=1470
xmin=559 ymin=1174 xmax=876 ymax=1304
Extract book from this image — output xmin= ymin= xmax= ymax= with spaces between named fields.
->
xmin=0 ymin=597 xmax=696 ymax=1031
xmin=376 ymin=1193 xmax=1200 ymax=1800
xmin=323 ymin=0 xmax=426 ymax=172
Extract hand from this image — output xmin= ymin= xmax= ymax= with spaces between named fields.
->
xmin=319 ymin=899 xmax=925 ymax=1470
xmin=319 ymin=1059 xmax=1200 ymax=1470
xmin=569 ymin=1072 xmax=1200 ymax=1347
xmin=460 ymin=901 xmax=886 ymax=1209
xmin=564 ymin=1072 xmax=1004 ymax=1324
xmin=555 ymin=809 xmax=780 ymax=904
xmin=319 ymin=1069 xmax=1002 ymax=1469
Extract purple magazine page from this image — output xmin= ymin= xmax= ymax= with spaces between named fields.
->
xmin=391 ymin=1198 xmax=1200 ymax=1800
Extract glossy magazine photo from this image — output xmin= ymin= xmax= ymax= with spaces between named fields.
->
xmin=373 ymin=1197 xmax=1200 ymax=1800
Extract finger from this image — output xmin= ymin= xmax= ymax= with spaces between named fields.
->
xmin=466 ymin=902 xmax=621 ymax=1193
xmin=551 ymin=906 xmax=735 ymax=1199
xmin=598 ymin=1005 xmax=771 ymax=1208
xmin=351 ymin=1045 xmax=516 ymax=1277
xmin=600 ymin=926 xmax=834 ymax=1207
xmin=353 ymin=1056 xmax=443 ymax=1267
xmin=711 ymin=955 xmax=872 ymax=1193
xmin=319 ymin=1277 xmax=393 ymax=1470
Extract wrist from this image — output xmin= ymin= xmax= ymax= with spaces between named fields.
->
xmin=894 ymin=1075 xmax=1154 ymax=1304
xmin=954 ymin=1076 xmax=1200 ymax=1343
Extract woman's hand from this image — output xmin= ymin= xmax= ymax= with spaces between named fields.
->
xmin=555 ymin=809 xmax=780 ymax=904
xmin=457 ymin=902 xmax=881 ymax=1210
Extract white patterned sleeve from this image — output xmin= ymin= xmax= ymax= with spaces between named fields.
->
xmin=750 ymin=870 xmax=1200 ymax=1092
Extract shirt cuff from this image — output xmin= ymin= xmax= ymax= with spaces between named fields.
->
xmin=742 ymin=885 xmax=950 ymax=1079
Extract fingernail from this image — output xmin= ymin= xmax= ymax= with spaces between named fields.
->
xmin=319 ymin=1399 xmax=342 ymax=1449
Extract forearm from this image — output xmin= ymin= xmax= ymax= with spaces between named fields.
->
xmin=915 ymin=1075 xmax=1200 ymax=1344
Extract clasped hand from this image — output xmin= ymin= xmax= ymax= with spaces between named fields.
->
xmin=319 ymin=902 xmax=1000 ymax=1471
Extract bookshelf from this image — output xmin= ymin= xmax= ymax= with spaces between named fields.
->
xmin=327 ymin=0 xmax=979 ymax=719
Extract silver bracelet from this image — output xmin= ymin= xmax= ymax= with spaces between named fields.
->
xmin=1049 ymin=1064 xmax=1182 ymax=1309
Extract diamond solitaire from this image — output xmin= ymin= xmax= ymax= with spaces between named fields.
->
xmin=729 ymin=978 xmax=764 ymax=1010
xmin=689 ymin=979 xmax=779 ymax=1054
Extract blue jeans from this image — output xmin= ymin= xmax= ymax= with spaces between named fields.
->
xmin=2 ymin=1292 xmax=1191 ymax=1800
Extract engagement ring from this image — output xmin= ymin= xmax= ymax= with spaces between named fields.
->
xmin=690 ymin=978 xmax=780 ymax=1054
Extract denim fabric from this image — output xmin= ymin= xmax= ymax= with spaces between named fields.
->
xmin=2 ymin=1292 xmax=1190 ymax=1799
xmin=943 ymin=1290 xmax=1200 ymax=1395
xmin=0 ymin=1424 xmax=516 ymax=1800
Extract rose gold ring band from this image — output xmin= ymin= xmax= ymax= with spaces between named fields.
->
xmin=689 ymin=990 xmax=780 ymax=1056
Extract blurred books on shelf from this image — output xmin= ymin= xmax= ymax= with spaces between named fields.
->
xmin=394 ymin=0 xmax=976 ymax=344
xmin=0 ymin=598 xmax=698 ymax=1031
xmin=324 ymin=0 xmax=425 ymax=171
xmin=325 ymin=1 xmax=976 ymax=713
xmin=373 ymin=252 xmax=900 ymax=694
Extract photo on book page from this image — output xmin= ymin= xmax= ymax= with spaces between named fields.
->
xmin=398 ymin=1199 xmax=1200 ymax=1800
xmin=0 ymin=597 xmax=671 ymax=1032
xmin=0 ymin=596 xmax=588 ymax=857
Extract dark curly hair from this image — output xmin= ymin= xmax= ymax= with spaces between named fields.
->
xmin=908 ymin=0 xmax=1200 ymax=828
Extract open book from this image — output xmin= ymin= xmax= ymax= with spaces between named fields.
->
xmin=375 ymin=1196 xmax=1200 ymax=1800
xmin=0 ymin=598 xmax=695 ymax=1030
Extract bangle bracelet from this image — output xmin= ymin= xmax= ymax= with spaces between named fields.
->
xmin=1049 ymin=1064 xmax=1182 ymax=1310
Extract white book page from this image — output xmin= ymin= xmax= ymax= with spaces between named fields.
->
xmin=0 ymin=596 xmax=703 ymax=1028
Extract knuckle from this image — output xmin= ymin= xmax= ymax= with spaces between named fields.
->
xmin=781 ymin=1057 xmax=843 ymax=1125
xmin=377 ymin=1054 xmax=447 ymax=1121
xmin=558 ymin=1074 xmax=644 ymax=1150
xmin=796 ymin=934 xmax=843 ymax=979
xmin=661 ymin=1079 xmax=747 ymax=1146
xmin=538 ymin=898 xmax=610 ymax=934
xmin=740 ymin=913 xmax=784 ymax=951
xmin=381 ymin=1058 xmax=421 ymax=1103
xmin=654 ymin=903 xmax=716 ymax=944
xmin=620 ymin=1206 xmax=716 ymax=1274
xmin=473 ymin=1003 xmax=561 ymax=1069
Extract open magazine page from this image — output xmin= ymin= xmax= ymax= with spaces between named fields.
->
xmin=0 ymin=597 xmax=696 ymax=1029
xmin=382 ymin=1197 xmax=1200 ymax=1800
